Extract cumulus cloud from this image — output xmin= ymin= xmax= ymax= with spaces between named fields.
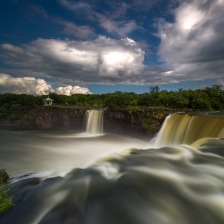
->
xmin=55 ymin=85 xmax=91 ymax=95
xmin=158 ymin=0 xmax=224 ymax=83
xmin=0 ymin=73 xmax=52 ymax=95
xmin=0 ymin=36 xmax=146 ymax=84
xmin=0 ymin=74 xmax=92 ymax=95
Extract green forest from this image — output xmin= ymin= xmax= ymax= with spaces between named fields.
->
xmin=0 ymin=85 xmax=224 ymax=120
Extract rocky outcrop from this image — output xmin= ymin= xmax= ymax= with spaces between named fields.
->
xmin=0 ymin=106 xmax=176 ymax=139
xmin=19 ymin=106 xmax=86 ymax=131
xmin=104 ymin=108 xmax=174 ymax=139
xmin=0 ymin=120 xmax=20 ymax=129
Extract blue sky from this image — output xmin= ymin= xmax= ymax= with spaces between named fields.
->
xmin=0 ymin=0 xmax=224 ymax=95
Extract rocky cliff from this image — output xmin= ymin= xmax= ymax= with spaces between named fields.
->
xmin=104 ymin=108 xmax=173 ymax=139
xmin=1 ymin=106 xmax=175 ymax=139
xmin=19 ymin=106 xmax=86 ymax=131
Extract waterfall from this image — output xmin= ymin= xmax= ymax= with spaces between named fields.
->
xmin=85 ymin=109 xmax=104 ymax=134
xmin=153 ymin=113 xmax=224 ymax=146
xmin=3 ymin=113 xmax=224 ymax=224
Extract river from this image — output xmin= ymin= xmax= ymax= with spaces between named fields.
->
xmin=0 ymin=112 xmax=224 ymax=224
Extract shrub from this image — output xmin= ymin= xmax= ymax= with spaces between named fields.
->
xmin=0 ymin=169 xmax=13 ymax=214
xmin=0 ymin=170 xmax=9 ymax=184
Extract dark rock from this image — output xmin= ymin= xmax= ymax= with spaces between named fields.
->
xmin=1 ymin=106 xmax=175 ymax=139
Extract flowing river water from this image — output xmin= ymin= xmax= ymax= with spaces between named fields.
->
xmin=1 ymin=112 xmax=224 ymax=224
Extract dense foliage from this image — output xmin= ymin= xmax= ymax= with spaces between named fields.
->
xmin=0 ymin=170 xmax=13 ymax=214
xmin=0 ymin=85 xmax=224 ymax=120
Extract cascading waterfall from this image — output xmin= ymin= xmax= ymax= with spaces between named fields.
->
xmin=85 ymin=109 xmax=104 ymax=134
xmin=153 ymin=113 xmax=224 ymax=147
xmin=2 ymin=113 xmax=224 ymax=224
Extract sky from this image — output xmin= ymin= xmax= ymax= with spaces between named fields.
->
xmin=0 ymin=0 xmax=224 ymax=95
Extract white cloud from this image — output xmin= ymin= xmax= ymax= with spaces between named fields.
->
xmin=58 ymin=0 xmax=138 ymax=37
xmin=176 ymin=3 xmax=205 ymax=31
xmin=0 ymin=73 xmax=92 ymax=95
xmin=0 ymin=73 xmax=52 ymax=95
xmin=99 ymin=18 xmax=137 ymax=37
xmin=55 ymin=85 xmax=92 ymax=95
xmin=58 ymin=0 xmax=91 ymax=12
xmin=56 ymin=19 xmax=96 ymax=39
xmin=158 ymin=0 xmax=224 ymax=83
xmin=58 ymin=0 xmax=95 ymax=20
xmin=0 ymin=36 xmax=146 ymax=84
xmin=1 ymin=44 xmax=24 ymax=55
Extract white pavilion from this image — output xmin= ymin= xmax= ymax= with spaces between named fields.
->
xmin=43 ymin=96 xmax=53 ymax=106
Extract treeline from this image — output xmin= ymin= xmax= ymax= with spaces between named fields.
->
xmin=0 ymin=85 xmax=223 ymax=120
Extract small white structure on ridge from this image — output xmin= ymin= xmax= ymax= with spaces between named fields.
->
xmin=43 ymin=96 xmax=53 ymax=106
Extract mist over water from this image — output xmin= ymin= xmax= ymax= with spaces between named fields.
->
xmin=1 ymin=113 xmax=224 ymax=224
xmin=0 ymin=130 xmax=148 ymax=177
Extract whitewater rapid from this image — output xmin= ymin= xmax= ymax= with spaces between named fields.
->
xmin=1 ymin=113 xmax=224 ymax=224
